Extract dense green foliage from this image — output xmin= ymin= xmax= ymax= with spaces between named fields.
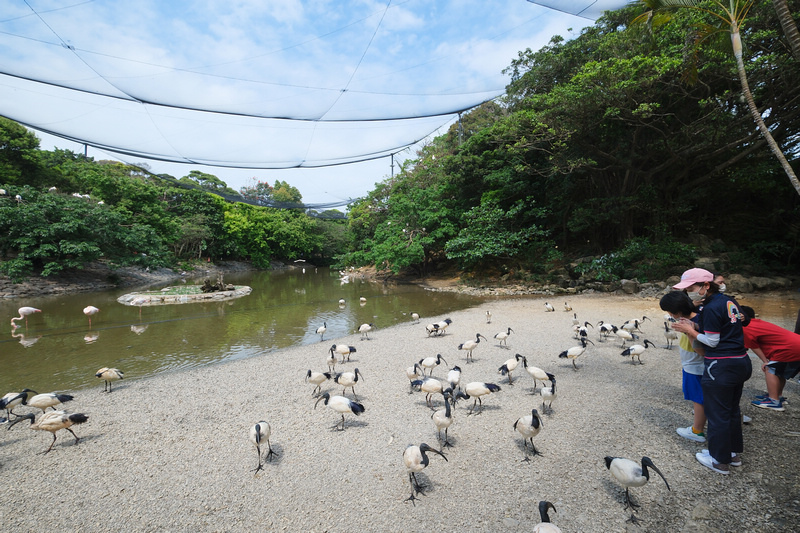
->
xmin=336 ymin=2 xmax=800 ymax=279
xmin=0 ymin=126 xmax=346 ymax=281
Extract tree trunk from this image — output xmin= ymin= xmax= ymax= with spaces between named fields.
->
xmin=773 ymin=0 xmax=800 ymax=62
xmin=731 ymin=27 xmax=800 ymax=196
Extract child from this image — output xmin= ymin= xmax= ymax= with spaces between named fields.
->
xmin=741 ymin=306 xmax=800 ymax=411
xmin=660 ymin=290 xmax=707 ymax=442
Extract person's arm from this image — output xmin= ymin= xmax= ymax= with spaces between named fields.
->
xmin=673 ymin=318 xmax=720 ymax=347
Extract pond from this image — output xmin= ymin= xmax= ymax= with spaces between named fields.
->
xmin=0 ymin=267 xmax=486 ymax=393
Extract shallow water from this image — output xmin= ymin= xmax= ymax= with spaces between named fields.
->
xmin=0 ymin=268 xmax=486 ymax=393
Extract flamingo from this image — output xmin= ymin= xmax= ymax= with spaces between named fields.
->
xmin=10 ymin=307 xmax=41 ymax=328
xmin=83 ymin=306 xmax=100 ymax=328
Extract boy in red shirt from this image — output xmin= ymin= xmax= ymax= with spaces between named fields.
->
xmin=741 ymin=306 xmax=800 ymax=411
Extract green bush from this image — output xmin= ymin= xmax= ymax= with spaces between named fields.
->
xmin=575 ymin=237 xmax=696 ymax=282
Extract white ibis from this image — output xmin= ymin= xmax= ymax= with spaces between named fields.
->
xmin=663 ymin=322 xmax=678 ymax=349
xmin=454 ymin=382 xmax=501 ymax=415
xmin=83 ymin=305 xmax=100 ymax=328
xmin=403 ymin=442 xmax=448 ymax=504
xmin=612 ymin=326 xmax=638 ymax=348
xmin=494 ymin=327 xmax=514 ymax=348
xmin=576 ymin=321 xmax=593 ymax=340
xmin=425 ymin=318 xmax=452 ymax=337
xmin=533 ymin=501 xmax=561 ymax=533
xmin=338 ymin=298 xmax=346 ymax=305
xmin=250 ymin=421 xmax=277 ymax=472
xmin=419 ymin=354 xmax=447 ymax=376
xmin=11 ymin=410 xmax=89 ymax=454
xmin=621 ymin=339 xmax=656 ymax=365
xmin=334 ymin=368 xmax=364 ymax=398
xmin=558 ymin=338 xmax=594 ymax=370
xmin=431 ymin=390 xmax=455 ymax=448
xmin=330 ymin=344 xmax=356 ymax=363
xmin=564 ymin=302 xmax=572 ymax=312
xmin=96 ymin=367 xmax=124 ymax=392
xmin=446 ymin=365 xmax=462 ymax=391
xmin=0 ymin=389 xmax=37 ymax=417
xmin=485 ymin=310 xmax=492 ymax=323
xmin=358 ymin=323 xmax=374 ymax=340
xmin=522 ymin=358 xmax=550 ymax=392
xmin=498 ymin=353 xmax=525 ymax=384
xmin=458 ymin=333 xmax=488 ymax=363
xmin=314 ymin=392 xmax=365 ymax=431
xmin=604 ymin=456 xmax=670 ymax=524
xmin=406 ymin=362 xmax=424 ymax=393
xmin=26 ymin=393 xmax=74 ymax=413
xmin=513 ymin=408 xmax=544 ymax=460
xmin=305 ymin=370 xmax=332 ymax=396
xmin=598 ymin=321 xmax=615 ymax=341
xmin=572 ymin=313 xmax=579 ymax=326
xmin=540 ymin=373 xmax=557 ymax=412
xmin=411 ymin=377 xmax=445 ymax=408
xmin=10 ymin=307 xmax=41 ymax=328
xmin=326 ymin=350 xmax=338 ymax=372
xmin=411 ymin=312 xmax=420 ymax=324
xmin=359 ymin=296 xmax=367 ymax=304
xmin=315 ymin=322 xmax=327 ymax=341
xmin=544 ymin=302 xmax=555 ymax=312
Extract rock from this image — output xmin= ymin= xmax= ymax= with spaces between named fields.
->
xmin=619 ymin=279 xmax=639 ymax=294
xmin=727 ymin=274 xmax=753 ymax=293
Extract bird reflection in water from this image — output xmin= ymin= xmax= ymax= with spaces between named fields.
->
xmin=84 ymin=332 xmax=100 ymax=344
xmin=11 ymin=331 xmax=42 ymax=348
xmin=131 ymin=324 xmax=148 ymax=335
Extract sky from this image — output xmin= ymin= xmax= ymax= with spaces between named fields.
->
xmin=1 ymin=1 xmax=629 ymax=206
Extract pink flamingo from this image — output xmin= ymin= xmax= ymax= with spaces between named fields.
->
xmin=83 ymin=306 xmax=100 ymax=329
xmin=10 ymin=307 xmax=41 ymax=328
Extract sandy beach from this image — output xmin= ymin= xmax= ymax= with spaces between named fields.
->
xmin=1 ymin=293 xmax=798 ymax=532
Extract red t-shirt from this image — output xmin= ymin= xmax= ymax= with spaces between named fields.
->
xmin=743 ymin=318 xmax=800 ymax=362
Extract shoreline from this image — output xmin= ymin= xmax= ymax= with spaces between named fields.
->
xmin=1 ymin=294 xmax=798 ymax=532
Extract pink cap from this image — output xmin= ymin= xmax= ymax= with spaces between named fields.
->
xmin=673 ymin=268 xmax=714 ymax=289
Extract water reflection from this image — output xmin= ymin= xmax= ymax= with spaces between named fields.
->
xmin=0 ymin=268 xmax=484 ymax=392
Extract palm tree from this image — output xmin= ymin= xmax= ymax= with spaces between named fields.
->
xmin=633 ymin=0 xmax=800 ymax=196
xmin=772 ymin=0 xmax=800 ymax=62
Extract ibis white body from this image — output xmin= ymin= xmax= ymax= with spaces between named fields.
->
xmin=305 ymin=370 xmax=332 ymax=396
xmin=314 ymin=393 xmax=365 ymax=430
xmin=498 ymin=353 xmax=525 ymax=384
xmin=358 ymin=323 xmax=374 ymax=340
xmin=419 ymin=354 xmax=447 ymax=376
xmin=494 ymin=327 xmax=514 ymax=347
xmin=458 ymin=333 xmax=487 ymax=363
xmin=513 ymin=408 xmax=544 ymax=459
xmin=621 ymin=340 xmax=655 ymax=364
xmin=315 ymin=322 xmax=327 ymax=341
xmin=27 ymin=393 xmax=74 ymax=413
xmin=96 ymin=367 xmax=124 ymax=392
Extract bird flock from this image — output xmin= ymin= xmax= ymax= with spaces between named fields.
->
xmin=4 ymin=297 xmax=684 ymax=529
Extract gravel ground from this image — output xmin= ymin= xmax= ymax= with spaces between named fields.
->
xmin=1 ymin=293 xmax=798 ymax=532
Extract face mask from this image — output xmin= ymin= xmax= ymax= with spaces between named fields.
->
xmin=687 ymin=289 xmax=704 ymax=302
xmin=718 ymin=283 xmax=726 ymax=293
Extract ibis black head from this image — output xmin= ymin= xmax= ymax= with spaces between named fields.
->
xmin=581 ymin=338 xmax=595 ymax=347
xmin=314 ymin=392 xmax=331 ymax=409
xmin=451 ymin=365 xmax=461 ymax=372
xmin=641 ymin=456 xmax=671 ymax=491
xmin=7 ymin=412 xmax=35 ymax=430
xmin=305 ymin=369 xmax=312 ymax=380
xmin=643 ymin=339 xmax=655 ymax=348
xmin=604 ymin=456 xmax=616 ymax=469
xmin=546 ymin=372 xmax=556 ymax=382
xmin=419 ymin=443 xmax=448 ymax=461
xmin=514 ymin=353 xmax=524 ymax=361
xmin=436 ymin=354 xmax=448 ymax=365
xmin=538 ymin=501 xmax=557 ymax=523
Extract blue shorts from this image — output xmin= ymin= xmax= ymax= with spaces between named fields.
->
xmin=682 ymin=370 xmax=704 ymax=404
xmin=766 ymin=360 xmax=800 ymax=380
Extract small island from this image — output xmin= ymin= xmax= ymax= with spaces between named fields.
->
xmin=117 ymin=273 xmax=251 ymax=306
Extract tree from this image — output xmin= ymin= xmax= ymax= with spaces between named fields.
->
xmin=239 ymin=178 xmax=273 ymax=204
xmin=179 ymin=170 xmax=240 ymax=196
xmin=271 ymin=180 xmax=303 ymax=204
xmin=634 ymin=0 xmax=800 ymax=196
xmin=0 ymin=118 xmax=42 ymax=186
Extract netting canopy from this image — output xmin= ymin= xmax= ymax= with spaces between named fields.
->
xmin=0 ymin=0 xmax=595 ymax=170
xmin=526 ymin=1 xmax=630 ymax=20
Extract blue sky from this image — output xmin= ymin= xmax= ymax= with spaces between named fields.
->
xmin=1 ymin=1 xmax=628 ymax=205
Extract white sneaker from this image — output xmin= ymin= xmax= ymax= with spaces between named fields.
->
xmin=696 ymin=452 xmax=730 ymax=474
xmin=677 ymin=425 xmax=706 ymax=443
xmin=742 ymin=414 xmax=752 ymax=424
